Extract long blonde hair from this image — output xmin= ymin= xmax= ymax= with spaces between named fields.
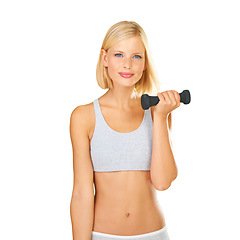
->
xmin=96 ymin=20 xmax=160 ymax=96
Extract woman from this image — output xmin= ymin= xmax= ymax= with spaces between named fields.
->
xmin=70 ymin=21 xmax=180 ymax=240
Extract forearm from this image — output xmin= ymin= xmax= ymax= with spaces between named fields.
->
xmin=70 ymin=193 xmax=95 ymax=240
xmin=150 ymin=114 xmax=178 ymax=190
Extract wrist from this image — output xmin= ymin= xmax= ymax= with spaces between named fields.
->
xmin=153 ymin=112 xmax=168 ymax=121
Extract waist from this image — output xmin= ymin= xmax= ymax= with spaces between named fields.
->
xmin=94 ymin=195 xmax=164 ymax=219
xmin=93 ymin=193 xmax=166 ymax=234
xmin=92 ymin=171 xmax=166 ymax=234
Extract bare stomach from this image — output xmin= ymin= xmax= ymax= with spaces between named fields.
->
xmin=92 ymin=170 xmax=166 ymax=235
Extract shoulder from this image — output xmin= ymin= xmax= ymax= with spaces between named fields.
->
xmin=70 ymin=103 xmax=91 ymax=123
xmin=71 ymin=101 xmax=94 ymax=117
xmin=70 ymin=101 xmax=95 ymax=138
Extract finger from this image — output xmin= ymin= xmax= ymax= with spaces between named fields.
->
xmin=162 ymin=91 xmax=171 ymax=104
xmin=157 ymin=92 xmax=165 ymax=103
xmin=172 ymin=90 xmax=181 ymax=105
xmin=167 ymin=91 xmax=177 ymax=105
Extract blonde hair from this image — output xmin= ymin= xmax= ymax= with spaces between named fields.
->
xmin=96 ymin=20 xmax=160 ymax=97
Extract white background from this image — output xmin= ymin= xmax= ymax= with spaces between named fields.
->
xmin=0 ymin=0 xmax=239 ymax=239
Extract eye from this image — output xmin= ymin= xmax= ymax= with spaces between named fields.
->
xmin=115 ymin=53 xmax=122 ymax=57
xmin=134 ymin=55 xmax=142 ymax=59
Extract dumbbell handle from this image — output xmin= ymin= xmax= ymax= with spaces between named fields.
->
xmin=141 ymin=90 xmax=191 ymax=110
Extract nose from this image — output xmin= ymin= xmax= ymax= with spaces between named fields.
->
xmin=123 ymin=57 xmax=132 ymax=69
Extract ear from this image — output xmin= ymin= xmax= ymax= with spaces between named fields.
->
xmin=143 ymin=63 xmax=147 ymax=71
xmin=101 ymin=49 xmax=108 ymax=67
xmin=143 ymin=59 xmax=147 ymax=71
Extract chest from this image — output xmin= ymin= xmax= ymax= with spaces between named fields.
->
xmin=89 ymin=106 xmax=154 ymax=142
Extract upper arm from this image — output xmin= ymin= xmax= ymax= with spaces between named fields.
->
xmin=70 ymin=105 xmax=94 ymax=196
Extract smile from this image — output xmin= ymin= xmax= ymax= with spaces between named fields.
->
xmin=119 ymin=72 xmax=134 ymax=78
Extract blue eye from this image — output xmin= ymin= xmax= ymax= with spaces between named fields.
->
xmin=134 ymin=55 xmax=142 ymax=59
xmin=115 ymin=53 xmax=122 ymax=57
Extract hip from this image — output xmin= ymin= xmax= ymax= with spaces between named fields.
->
xmin=92 ymin=225 xmax=170 ymax=240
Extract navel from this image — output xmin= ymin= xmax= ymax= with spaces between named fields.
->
xmin=126 ymin=212 xmax=130 ymax=217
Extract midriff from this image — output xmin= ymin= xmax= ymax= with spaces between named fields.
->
xmin=92 ymin=170 xmax=166 ymax=235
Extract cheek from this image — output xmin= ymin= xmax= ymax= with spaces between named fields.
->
xmin=135 ymin=61 xmax=145 ymax=72
xmin=107 ymin=59 xmax=120 ymax=78
xmin=110 ymin=62 xmax=119 ymax=71
xmin=108 ymin=57 xmax=116 ymax=69
xmin=107 ymin=58 xmax=119 ymax=71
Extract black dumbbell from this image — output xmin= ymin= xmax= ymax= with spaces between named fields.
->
xmin=141 ymin=90 xmax=191 ymax=110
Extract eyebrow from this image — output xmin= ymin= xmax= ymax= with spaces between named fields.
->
xmin=114 ymin=50 xmax=144 ymax=55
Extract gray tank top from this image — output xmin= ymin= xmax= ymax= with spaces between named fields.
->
xmin=90 ymin=98 xmax=153 ymax=172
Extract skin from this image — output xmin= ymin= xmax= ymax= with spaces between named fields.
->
xmin=88 ymin=35 xmax=180 ymax=235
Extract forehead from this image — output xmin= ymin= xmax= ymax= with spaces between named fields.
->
xmin=110 ymin=36 xmax=145 ymax=53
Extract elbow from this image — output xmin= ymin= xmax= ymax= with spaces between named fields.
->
xmin=155 ymin=174 xmax=178 ymax=191
xmin=155 ymin=183 xmax=171 ymax=191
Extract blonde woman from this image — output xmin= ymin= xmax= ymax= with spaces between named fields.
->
xmin=70 ymin=21 xmax=180 ymax=240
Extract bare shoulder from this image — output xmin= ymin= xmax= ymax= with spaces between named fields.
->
xmin=71 ymin=102 xmax=93 ymax=115
xmin=70 ymin=102 xmax=95 ymax=139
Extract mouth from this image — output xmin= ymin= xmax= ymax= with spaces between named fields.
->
xmin=119 ymin=72 xmax=134 ymax=78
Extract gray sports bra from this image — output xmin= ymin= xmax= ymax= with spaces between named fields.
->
xmin=90 ymin=98 xmax=153 ymax=172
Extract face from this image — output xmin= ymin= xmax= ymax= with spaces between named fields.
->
xmin=101 ymin=36 xmax=146 ymax=88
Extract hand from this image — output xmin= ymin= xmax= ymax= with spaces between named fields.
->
xmin=154 ymin=90 xmax=181 ymax=117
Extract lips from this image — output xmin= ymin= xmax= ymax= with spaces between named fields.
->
xmin=119 ymin=72 xmax=134 ymax=78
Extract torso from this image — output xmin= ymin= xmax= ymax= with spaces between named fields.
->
xmin=87 ymin=95 xmax=166 ymax=235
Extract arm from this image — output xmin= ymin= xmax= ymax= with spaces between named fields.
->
xmin=150 ymin=90 xmax=180 ymax=191
xmin=69 ymin=105 xmax=95 ymax=240
xmin=70 ymin=192 xmax=94 ymax=240
xmin=150 ymin=113 xmax=178 ymax=191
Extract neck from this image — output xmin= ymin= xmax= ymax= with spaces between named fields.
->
xmin=106 ymin=86 xmax=139 ymax=110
